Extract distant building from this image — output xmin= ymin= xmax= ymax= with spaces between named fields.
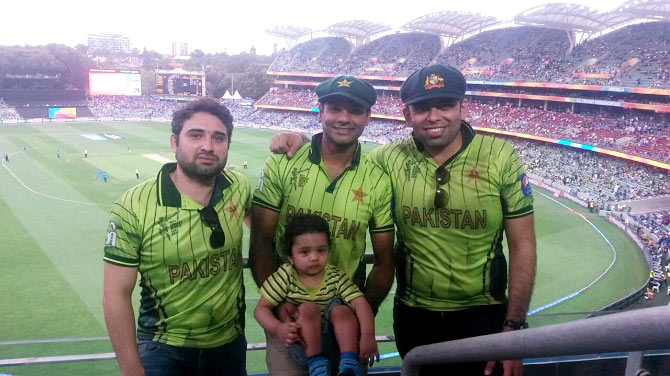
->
xmin=87 ymin=33 xmax=131 ymax=54
xmin=172 ymin=42 xmax=189 ymax=57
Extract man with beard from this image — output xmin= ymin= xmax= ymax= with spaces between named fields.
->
xmin=103 ymin=98 xmax=250 ymax=376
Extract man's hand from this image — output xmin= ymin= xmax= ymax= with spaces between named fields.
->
xmin=269 ymin=132 xmax=308 ymax=158
xmin=484 ymin=359 xmax=522 ymax=376
xmin=275 ymin=322 xmax=301 ymax=347
xmin=359 ymin=333 xmax=380 ymax=367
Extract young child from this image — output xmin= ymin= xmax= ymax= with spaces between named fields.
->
xmin=254 ymin=214 xmax=379 ymax=376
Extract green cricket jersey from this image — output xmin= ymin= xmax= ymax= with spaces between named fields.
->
xmin=253 ymin=133 xmax=394 ymax=278
xmin=369 ymin=122 xmax=534 ymax=310
xmin=104 ymin=163 xmax=250 ymax=348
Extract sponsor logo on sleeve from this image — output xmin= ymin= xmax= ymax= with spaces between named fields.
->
xmin=520 ymin=173 xmax=532 ymax=197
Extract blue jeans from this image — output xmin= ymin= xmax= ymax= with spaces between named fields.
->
xmin=138 ymin=334 xmax=247 ymax=376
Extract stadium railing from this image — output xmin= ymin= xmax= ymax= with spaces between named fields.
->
xmin=400 ymin=305 xmax=670 ymax=376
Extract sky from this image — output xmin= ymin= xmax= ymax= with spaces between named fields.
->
xmin=0 ymin=0 xmax=625 ymax=56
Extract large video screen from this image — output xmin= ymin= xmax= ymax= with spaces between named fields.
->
xmin=155 ymin=73 xmax=204 ymax=96
xmin=48 ymin=107 xmax=77 ymax=119
xmin=89 ymin=69 xmax=142 ymax=96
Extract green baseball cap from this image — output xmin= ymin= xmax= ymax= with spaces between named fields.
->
xmin=315 ymin=75 xmax=377 ymax=108
xmin=400 ymin=64 xmax=466 ymax=105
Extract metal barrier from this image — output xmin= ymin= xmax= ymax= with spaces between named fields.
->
xmin=401 ymin=305 xmax=670 ymax=376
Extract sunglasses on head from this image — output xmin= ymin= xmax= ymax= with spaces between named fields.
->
xmin=199 ymin=206 xmax=225 ymax=249
xmin=434 ymin=166 xmax=450 ymax=209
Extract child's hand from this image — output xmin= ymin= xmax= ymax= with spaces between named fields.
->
xmin=359 ymin=333 xmax=380 ymax=366
xmin=276 ymin=322 xmax=301 ymax=347
xmin=277 ymin=302 xmax=299 ymax=322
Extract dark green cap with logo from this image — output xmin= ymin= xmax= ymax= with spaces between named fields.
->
xmin=400 ymin=64 xmax=466 ymax=105
xmin=315 ymin=75 xmax=377 ymax=108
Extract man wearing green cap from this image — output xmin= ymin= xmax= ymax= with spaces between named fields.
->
xmin=250 ymin=75 xmax=395 ymax=375
xmin=273 ymin=65 xmax=536 ymax=376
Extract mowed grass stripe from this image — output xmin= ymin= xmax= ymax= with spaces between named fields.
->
xmin=0 ymin=154 xmax=113 ymax=330
xmin=0 ymin=197 xmax=104 ymax=344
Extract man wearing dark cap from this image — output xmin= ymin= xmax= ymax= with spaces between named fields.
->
xmin=370 ymin=64 xmax=536 ymax=375
xmin=250 ymin=75 xmax=395 ymax=375
xmin=273 ymin=65 xmax=536 ymax=375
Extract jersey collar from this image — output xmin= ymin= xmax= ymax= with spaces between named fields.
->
xmin=157 ymin=162 xmax=232 ymax=208
xmin=412 ymin=120 xmax=475 ymax=167
xmin=308 ymin=132 xmax=361 ymax=166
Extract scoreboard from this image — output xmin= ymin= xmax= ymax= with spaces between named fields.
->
xmin=89 ymin=69 xmax=141 ymax=96
xmin=155 ymin=71 xmax=205 ymax=96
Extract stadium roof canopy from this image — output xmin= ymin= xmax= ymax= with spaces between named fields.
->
xmin=402 ymin=11 xmax=501 ymax=38
xmin=323 ymin=20 xmax=391 ymax=39
xmin=612 ymin=0 xmax=670 ymax=21
xmin=265 ymin=25 xmax=312 ymax=40
xmin=513 ymin=3 xmax=634 ymax=33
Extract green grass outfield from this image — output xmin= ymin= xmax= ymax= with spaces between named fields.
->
xmin=0 ymin=122 xmax=649 ymax=375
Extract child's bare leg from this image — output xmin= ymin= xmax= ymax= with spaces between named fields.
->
xmin=296 ymin=302 xmax=322 ymax=357
xmin=330 ymin=305 xmax=359 ymax=353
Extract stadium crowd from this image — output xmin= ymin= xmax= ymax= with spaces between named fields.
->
xmin=632 ymin=211 xmax=670 ymax=249
xmin=251 ymin=88 xmax=670 ymax=162
xmin=269 ymin=37 xmax=351 ymax=73
xmin=254 ymin=88 xmax=317 ymax=108
xmin=438 ymin=26 xmax=571 ymax=83
xmin=467 ymin=102 xmax=670 ymax=162
xmin=513 ymin=140 xmax=669 ymax=203
xmin=336 ymin=33 xmax=441 ymax=77
xmin=268 ymin=22 xmax=670 ymax=88
xmin=0 ymin=99 xmax=21 ymax=120
xmin=88 ymin=96 xmax=182 ymax=118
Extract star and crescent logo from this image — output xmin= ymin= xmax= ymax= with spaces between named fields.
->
xmin=337 ymin=79 xmax=352 ymax=88
xmin=467 ymin=169 xmax=481 ymax=181
xmin=226 ymin=204 xmax=240 ymax=220
xmin=351 ymin=186 xmax=368 ymax=204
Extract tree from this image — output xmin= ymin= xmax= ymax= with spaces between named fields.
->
xmin=235 ymin=63 xmax=273 ymax=99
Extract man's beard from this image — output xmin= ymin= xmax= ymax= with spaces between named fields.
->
xmin=176 ymin=151 xmax=226 ymax=184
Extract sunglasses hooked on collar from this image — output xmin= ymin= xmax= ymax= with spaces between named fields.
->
xmin=434 ymin=166 xmax=450 ymax=209
xmin=199 ymin=205 xmax=225 ymax=249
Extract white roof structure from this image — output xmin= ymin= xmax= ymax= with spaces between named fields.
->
xmin=265 ymin=25 xmax=313 ymax=40
xmin=611 ymin=0 xmax=670 ymax=21
xmin=513 ymin=3 xmax=634 ymax=33
xmin=403 ymin=11 xmax=501 ymax=38
xmin=323 ymin=20 xmax=391 ymax=40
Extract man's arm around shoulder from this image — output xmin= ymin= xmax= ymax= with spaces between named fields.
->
xmin=269 ymin=132 xmax=309 ymax=158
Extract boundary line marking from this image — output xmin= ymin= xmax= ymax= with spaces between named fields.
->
xmin=1 ymin=151 xmax=109 ymax=207
xmin=528 ymin=191 xmax=617 ymax=315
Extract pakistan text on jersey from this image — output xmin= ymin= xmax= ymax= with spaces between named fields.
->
xmin=168 ymin=249 xmax=241 ymax=284
xmin=286 ymin=205 xmax=361 ymax=241
xmin=402 ymin=206 xmax=487 ymax=229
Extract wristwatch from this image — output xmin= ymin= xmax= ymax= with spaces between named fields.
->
xmin=503 ymin=319 xmax=529 ymax=330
